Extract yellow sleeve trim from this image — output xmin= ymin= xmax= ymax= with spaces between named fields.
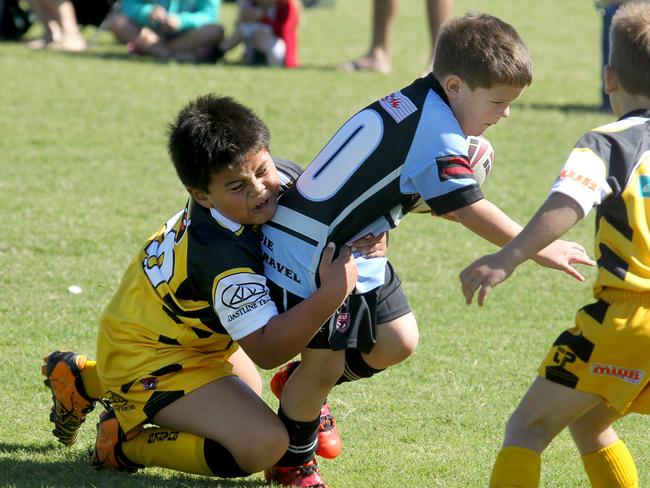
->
xmin=211 ymin=267 xmax=257 ymax=301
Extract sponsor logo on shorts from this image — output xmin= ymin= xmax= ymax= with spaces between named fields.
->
xmin=335 ymin=312 xmax=351 ymax=333
xmin=552 ymin=346 xmax=577 ymax=368
xmin=379 ymin=91 xmax=417 ymax=123
xmin=147 ymin=431 xmax=180 ymax=443
xmin=104 ymin=390 xmax=136 ymax=412
xmin=105 ymin=391 xmax=128 ymax=407
xmin=590 ymin=363 xmax=644 ymax=384
xmin=141 ymin=377 xmax=158 ymax=391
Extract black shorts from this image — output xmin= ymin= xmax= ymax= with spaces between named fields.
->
xmin=269 ymin=261 xmax=411 ymax=353
xmin=71 ymin=0 xmax=114 ymax=26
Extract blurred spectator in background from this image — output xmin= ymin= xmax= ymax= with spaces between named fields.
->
xmin=0 ymin=0 xmax=33 ymax=40
xmin=108 ymin=0 xmax=223 ymax=61
xmin=218 ymin=0 xmax=299 ymax=67
xmin=595 ymin=0 xmax=628 ymax=111
xmin=25 ymin=0 xmax=113 ymax=51
xmin=338 ymin=0 xmax=452 ymax=74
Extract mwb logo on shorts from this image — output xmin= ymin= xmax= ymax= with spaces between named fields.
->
xmin=640 ymin=175 xmax=650 ymax=198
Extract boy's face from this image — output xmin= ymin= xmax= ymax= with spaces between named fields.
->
xmin=191 ymin=147 xmax=280 ymax=226
xmin=444 ymin=76 xmax=525 ymax=136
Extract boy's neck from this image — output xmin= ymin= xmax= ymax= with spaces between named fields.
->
xmin=613 ymin=93 xmax=650 ymax=118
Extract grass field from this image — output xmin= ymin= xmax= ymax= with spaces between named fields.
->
xmin=1 ymin=0 xmax=648 ymax=486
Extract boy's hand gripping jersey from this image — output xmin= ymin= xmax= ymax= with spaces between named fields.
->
xmin=261 ymin=74 xmax=485 ymax=297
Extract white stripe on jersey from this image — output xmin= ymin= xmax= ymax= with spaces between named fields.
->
xmin=272 ymin=205 xmax=330 ymax=243
xmin=331 ymin=166 xmax=403 ymax=241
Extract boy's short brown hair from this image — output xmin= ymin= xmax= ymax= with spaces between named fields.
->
xmin=610 ymin=2 xmax=650 ymax=98
xmin=433 ymin=12 xmax=533 ymax=89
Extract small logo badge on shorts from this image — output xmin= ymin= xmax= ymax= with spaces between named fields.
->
xmin=335 ymin=312 xmax=351 ymax=333
xmin=104 ymin=391 xmax=128 ymax=407
xmin=590 ymin=363 xmax=644 ymax=384
xmin=141 ymin=377 xmax=158 ymax=391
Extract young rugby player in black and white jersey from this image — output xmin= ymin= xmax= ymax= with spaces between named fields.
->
xmin=260 ymin=13 xmax=594 ymax=487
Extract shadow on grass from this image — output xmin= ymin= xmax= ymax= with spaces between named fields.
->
xmin=0 ymin=443 xmax=268 ymax=487
xmin=43 ymin=46 xmax=344 ymax=72
xmin=522 ymin=102 xmax=611 ymax=115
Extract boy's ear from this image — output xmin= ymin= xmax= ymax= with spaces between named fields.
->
xmin=442 ymin=74 xmax=463 ymax=101
xmin=604 ymin=65 xmax=618 ymax=95
xmin=187 ymin=187 xmax=212 ymax=209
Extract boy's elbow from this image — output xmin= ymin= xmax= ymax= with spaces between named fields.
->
xmin=253 ymin=355 xmax=283 ymax=370
xmin=238 ymin=340 xmax=285 ymax=370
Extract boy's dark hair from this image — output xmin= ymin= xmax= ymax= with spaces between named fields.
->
xmin=610 ymin=2 xmax=650 ymax=99
xmin=168 ymin=95 xmax=271 ymax=191
xmin=433 ymin=12 xmax=533 ymax=89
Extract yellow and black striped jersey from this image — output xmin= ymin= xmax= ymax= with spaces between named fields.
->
xmin=99 ymin=197 xmax=279 ymax=360
xmin=550 ymin=109 xmax=650 ymax=295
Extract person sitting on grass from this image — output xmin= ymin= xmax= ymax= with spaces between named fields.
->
xmin=107 ymin=0 xmax=224 ymax=61
xmin=460 ymin=4 xmax=650 ymax=487
xmin=218 ymin=0 xmax=299 ymax=67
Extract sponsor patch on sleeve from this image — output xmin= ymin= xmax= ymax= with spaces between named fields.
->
xmin=436 ymin=155 xmax=474 ymax=181
xmin=379 ymin=91 xmax=417 ymax=123
xmin=213 ymin=271 xmax=276 ymax=339
xmin=550 ymin=148 xmax=611 ymax=216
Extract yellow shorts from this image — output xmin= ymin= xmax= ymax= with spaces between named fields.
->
xmin=538 ymin=289 xmax=650 ymax=414
xmin=96 ymin=270 xmax=238 ymax=433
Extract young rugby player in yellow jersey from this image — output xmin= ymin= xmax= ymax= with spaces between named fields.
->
xmin=40 ymin=95 xmax=361 ymax=479
xmin=460 ymin=3 xmax=650 ymax=487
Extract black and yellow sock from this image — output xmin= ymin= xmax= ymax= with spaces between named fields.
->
xmin=79 ymin=359 xmax=103 ymax=400
xmin=582 ymin=439 xmax=638 ymax=488
xmin=122 ymin=427 xmax=249 ymax=478
xmin=489 ymin=446 xmax=540 ymax=488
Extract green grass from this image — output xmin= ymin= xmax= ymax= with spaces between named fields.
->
xmin=2 ymin=1 xmax=647 ymax=486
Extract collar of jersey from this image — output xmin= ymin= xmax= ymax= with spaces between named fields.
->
xmin=209 ymin=207 xmax=244 ymax=233
xmin=620 ymin=108 xmax=650 ymax=121
xmin=425 ymin=73 xmax=451 ymax=107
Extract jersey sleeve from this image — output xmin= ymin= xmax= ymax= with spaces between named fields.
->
xmin=401 ymin=128 xmax=483 ymax=215
xmin=188 ymin=211 xmax=279 ymax=341
xmin=549 ymin=131 xmax=613 ymax=217
xmin=212 ymin=269 xmax=278 ymax=341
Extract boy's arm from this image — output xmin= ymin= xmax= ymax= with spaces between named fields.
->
xmin=447 ymin=198 xmax=522 ymax=247
xmin=447 ymin=197 xmax=593 ymax=278
xmin=459 ymin=193 xmax=587 ymax=306
xmin=237 ymin=243 xmax=358 ymax=369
